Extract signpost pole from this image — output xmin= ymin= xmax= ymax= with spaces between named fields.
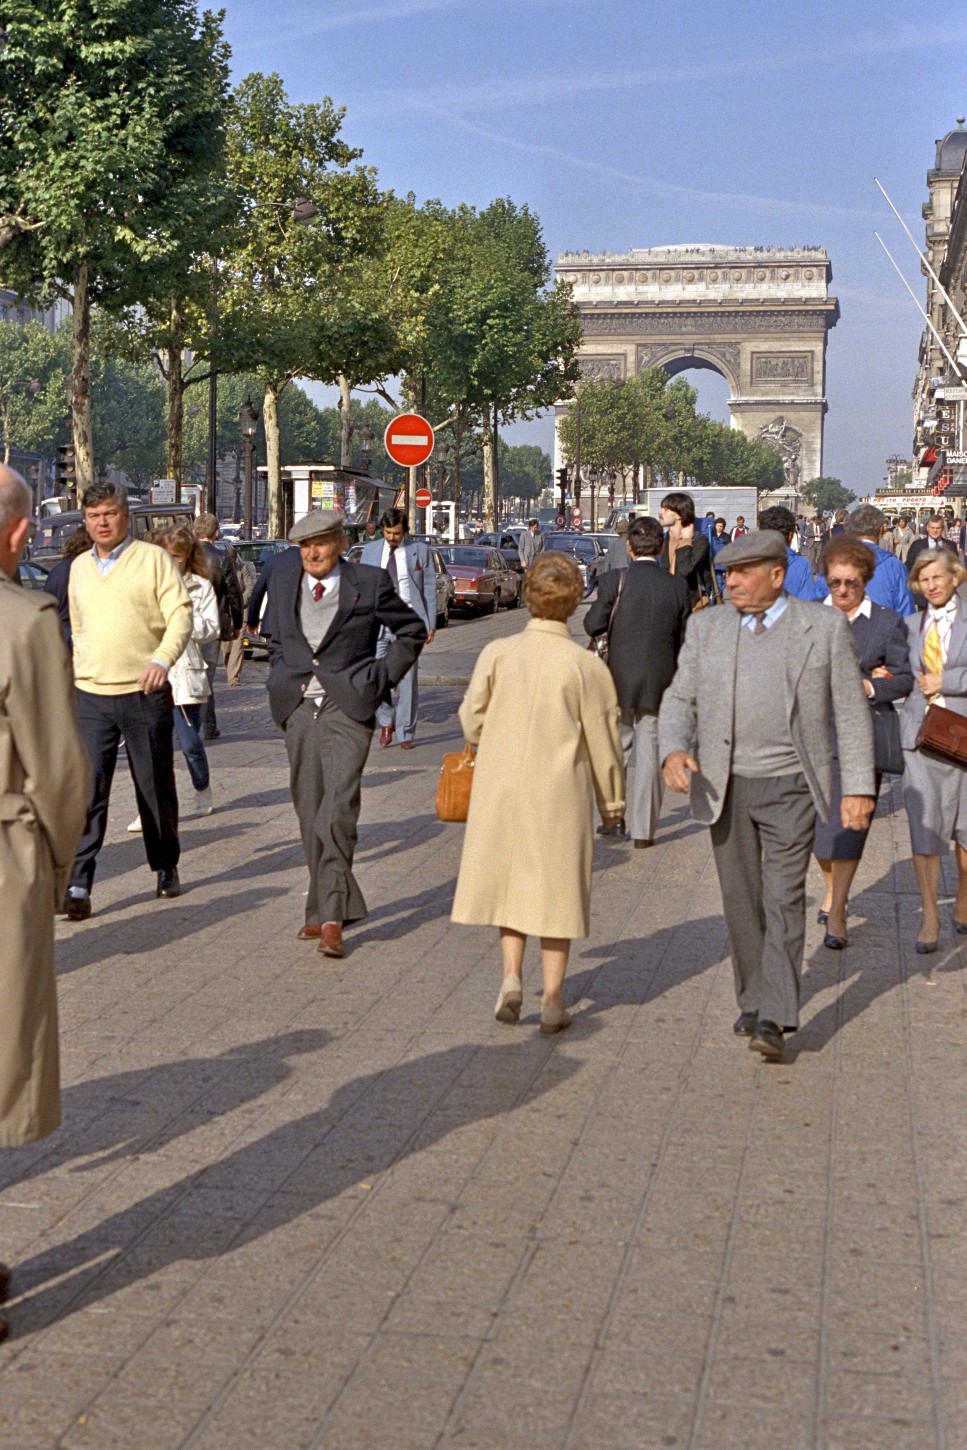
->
xmin=408 ymin=465 xmax=418 ymax=535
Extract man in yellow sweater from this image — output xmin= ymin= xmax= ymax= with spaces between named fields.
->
xmin=64 ymin=482 xmax=192 ymax=919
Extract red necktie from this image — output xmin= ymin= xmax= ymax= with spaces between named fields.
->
xmin=312 ymin=582 xmax=324 ymax=602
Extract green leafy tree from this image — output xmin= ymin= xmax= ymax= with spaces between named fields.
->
xmin=0 ymin=320 xmax=67 ymax=464
xmin=0 ymin=1 xmax=231 ymax=495
xmin=801 ymin=476 xmax=857 ymax=513
xmin=91 ymin=356 xmax=167 ymax=486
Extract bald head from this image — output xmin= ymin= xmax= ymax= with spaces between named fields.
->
xmin=0 ymin=465 xmax=32 ymax=579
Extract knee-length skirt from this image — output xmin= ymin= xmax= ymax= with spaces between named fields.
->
xmin=902 ymin=746 xmax=967 ymax=855
xmin=813 ymin=755 xmax=881 ymax=861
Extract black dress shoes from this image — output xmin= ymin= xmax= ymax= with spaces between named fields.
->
xmin=63 ymin=892 xmax=91 ymax=922
xmin=0 ymin=1262 xmax=10 ymax=1302
xmin=749 ymin=1020 xmax=784 ymax=1060
xmin=156 ymin=869 xmax=181 ymax=898
xmin=817 ymin=909 xmax=829 ymax=926
xmin=823 ymin=932 xmax=848 ymax=950
xmin=733 ymin=1011 xmax=758 ymax=1036
xmin=597 ymin=817 xmax=626 ymax=838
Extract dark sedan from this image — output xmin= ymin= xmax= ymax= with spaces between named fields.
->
xmin=436 ymin=546 xmax=521 ymax=613
xmin=542 ymin=532 xmax=606 ymax=595
xmin=473 ymin=531 xmax=523 ymax=573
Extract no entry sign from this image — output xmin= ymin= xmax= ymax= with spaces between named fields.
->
xmin=414 ymin=487 xmax=433 ymax=508
xmin=384 ymin=413 xmax=434 ymax=468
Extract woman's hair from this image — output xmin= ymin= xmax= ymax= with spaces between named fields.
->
xmin=908 ymin=547 xmax=967 ymax=594
xmin=821 ymin=537 xmax=875 ymax=585
xmin=660 ymin=490 xmax=695 ymax=526
xmin=714 ymin=517 xmax=726 ymax=529
xmin=522 ymin=551 xmax=583 ymax=622
xmin=63 ymin=525 xmax=94 ymax=561
xmin=156 ymin=524 xmax=210 ymax=578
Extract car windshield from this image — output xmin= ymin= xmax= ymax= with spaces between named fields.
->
xmin=439 ymin=548 xmax=490 ymax=568
xmin=545 ymin=535 xmax=595 ymax=559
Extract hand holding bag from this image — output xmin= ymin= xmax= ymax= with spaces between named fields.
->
xmin=915 ymin=701 xmax=967 ymax=768
xmin=435 ymin=744 xmax=476 ymax=822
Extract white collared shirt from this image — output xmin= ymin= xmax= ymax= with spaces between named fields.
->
xmin=305 ymin=564 xmax=341 ymax=600
xmin=740 ymin=593 xmax=789 ymax=632
xmin=822 ymin=594 xmax=873 ymax=621
xmin=381 ymin=540 xmax=411 ymax=603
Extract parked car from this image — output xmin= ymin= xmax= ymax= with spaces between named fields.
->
xmin=346 ymin=543 xmax=456 ymax=628
xmin=17 ymin=558 xmax=51 ymax=589
xmin=541 ymin=532 xmax=607 ymax=595
xmin=436 ymin=546 xmax=521 ymax=613
xmin=473 ymin=530 xmax=523 ymax=573
xmin=237 ymin=541 xmax=293 ymax=656
xmin=30 ymin=502 xmax=196 ymax=565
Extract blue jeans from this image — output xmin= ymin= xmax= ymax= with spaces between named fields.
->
xmin=173 ymin=703 xmax=210 ymax=792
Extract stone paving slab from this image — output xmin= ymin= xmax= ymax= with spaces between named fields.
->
xmin=0 ymin=606 xmax=965 ymax=1448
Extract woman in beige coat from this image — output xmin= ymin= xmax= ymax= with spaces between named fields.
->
xmin=451 ymin=552 xmax=624 ymax=1032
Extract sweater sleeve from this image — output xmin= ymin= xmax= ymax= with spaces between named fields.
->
xmin=153 ymin=552 xmax=193 ymax=667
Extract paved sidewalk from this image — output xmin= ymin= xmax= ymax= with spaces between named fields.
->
xmin=1 ymin=608 xmax=966 ymax=1449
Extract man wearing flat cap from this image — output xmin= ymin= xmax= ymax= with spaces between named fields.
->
xmin=658 ymin=530 xmax=875 ymax=1060
xmin=261 ymin=509 xmax=427 ymax=959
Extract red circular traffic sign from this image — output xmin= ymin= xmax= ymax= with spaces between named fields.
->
xmin=384 ymin=413 xmax=434 ymax=468
xmin=414 ymin=488 xmax=433 ymax=508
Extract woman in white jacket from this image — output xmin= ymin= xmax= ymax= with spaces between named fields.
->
xmin=129 ymin=526 xmax=219 ymax=831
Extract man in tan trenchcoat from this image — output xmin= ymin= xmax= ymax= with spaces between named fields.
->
xmin=0 ymin=466 xmax=89 ymax=1339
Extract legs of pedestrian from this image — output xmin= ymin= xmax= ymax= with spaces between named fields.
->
xmin=395 ymin=662 xmax=419 ymax=748
xmin=495 ymin=927 xmax=525 ymax=1022
xmin=620 ymin=708 xmax=661 ymax=846
xmin=912 ymin=852 xmax=942 ymax=948
xmin=201 ymin=639 xmax=220 ymax=738
xmin=68 ymin=692 xmax=124 ymax=911
xmin=121 ymin=690 xmax=181 ymax=895
xmin=221 ymin=630 xmax=244 ymax=687
xmin=539 ymin=936 xmax=571 ymax=1033
xmin=173 ymin=703 xmax=212 ymax=815
xmin=815 ymin=856 xmax=860 ymax=940
xmin=374 ymin=628 xmax=395 ymax=747
xmin=285 ymin=699 xmax=372 ymax=953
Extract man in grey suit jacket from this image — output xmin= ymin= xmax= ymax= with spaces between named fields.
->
xmin=360 ymin=509 xmax=436 ymax=749
xmin=658 ymin=531 xmax=876 ymax=1060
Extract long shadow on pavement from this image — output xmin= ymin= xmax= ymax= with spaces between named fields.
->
xmin=565 ymin=915 xmax=729 ymax=1015
xmin=8 ymin=1034 xmax=593 ymax=1335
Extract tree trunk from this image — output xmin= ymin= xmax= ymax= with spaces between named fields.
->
xmin=71 ymin=258 xmax=94 ymax=497
xmin=338 ymin=374 xmax=353 ymax=467
xmin=452 ymin=414 xmax=462 ymax=512
xmin=482 ymin=402 xmax=497 ymax=530
xmin=166 ymin=296 xmax=184 ymax=498
xmin=264 ymin=380 xmax=282 ymax=539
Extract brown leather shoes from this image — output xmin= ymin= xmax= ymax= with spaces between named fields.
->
xmin=297 ymin=924 xmax=322 ymax=940
xmin=379 ymin=726 xmax=394 ymax=748
xmin=318 ymin=922 xmax=344 ymax=958
xmin=399 ymin=740 xmax=415 ymax=750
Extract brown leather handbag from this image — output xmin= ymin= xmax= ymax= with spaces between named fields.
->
xmin=915 ymin=702 xmax=967 ymax=768
xmin=435 ymin=744 xmax=476 ymax=822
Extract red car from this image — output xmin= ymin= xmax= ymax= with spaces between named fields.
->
xmin=436 ymin=546 xmax=521 ymax=614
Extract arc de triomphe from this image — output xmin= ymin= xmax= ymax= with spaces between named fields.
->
xmin=554 ymin=245 xmax=839 ymax=489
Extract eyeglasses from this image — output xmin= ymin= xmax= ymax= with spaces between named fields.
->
xmin=828 ymin=577 xmax=864 ymax=591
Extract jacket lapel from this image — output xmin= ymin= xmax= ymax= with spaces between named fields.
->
xmin=946 ymin=598 xmax=967 ymax=667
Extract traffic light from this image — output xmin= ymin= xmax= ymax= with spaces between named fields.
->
xmin=556 ymin=467 xmax=568 ymax=490
xmin=55 ymin=441 xmax=76 ymax=492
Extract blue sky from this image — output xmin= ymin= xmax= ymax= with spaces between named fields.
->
xmin=220 ymin=0 xmax=967 ymax=494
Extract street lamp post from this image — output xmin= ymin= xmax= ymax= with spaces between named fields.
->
xmin=358 ymin=424 xmax=374 ymax=473
xmin=240 ymin=400 xmax=258 ymax=541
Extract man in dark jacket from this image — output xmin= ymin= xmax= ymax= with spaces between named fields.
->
xmin=585 ymin=516 xmax=690 ymax=847
xmin=194 ymin=514 xmax=243 ymax=736
xmin=263 ymin=510 xmax=426 ymax=960
xmin=905 ymin=514 xmax=959 ymax=574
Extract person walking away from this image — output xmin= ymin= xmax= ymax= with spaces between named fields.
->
xmin=816 ymin=504 xmax=915 ymax=616
xmin=360 ymin=508 xmax=436 ymax=750
xmin=893 ymin=514 xmax=916 ymax=565
xmin=64 ymin=482 xmax=191 ymax=918
xmin=898 ymin=549 xmax=967 ymax=952
xmin=227 ymin=552 xmax=258 ymax=686
xmin=585 ymin=516 xmax=689 ymax=848
xmin=603 ymin=518 xmax=632 ymax=573
xmin=0 ymin=467 xmax=89 ymax=1342
xmin=262 ymin=510 xmax=426 ymax=959
xmin=659 ymin=531 xmax=875 ymax=1061
xmin=129 ymin=528 xmax=219 ymax=829
xmin=518 ymin=518 xmax=545 ymax=570
xmin=758 ymin=504 xmax=823 ymax=601
xmin=452 ymin=552 xmax=624 ymax=1033
xmin=659 ymin=490 xmax=712 ymax=608
xmin=193 ymin=513 xmax=243 ymax=738
xmin=812 ymin=539 xmax=912 ymax=946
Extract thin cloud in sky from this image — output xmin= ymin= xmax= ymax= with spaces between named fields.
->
xmin=235 ymin=0 xmax=579 ymax=47
xmin=351 ymin=22 xmax=967 ymax=118
xmin=423 ymin=110 xmax=881 ymax=226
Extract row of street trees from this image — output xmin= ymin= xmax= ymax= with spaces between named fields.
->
xmin=556 ymin=371 xmax=788 ymax=495
xmin=0 ymin=5 xmax=578 ymax=530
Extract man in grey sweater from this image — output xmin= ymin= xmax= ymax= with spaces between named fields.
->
xmin=658 ymin=531 xmax=876 ymax=1061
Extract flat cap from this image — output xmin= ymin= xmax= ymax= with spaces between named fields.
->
xmin=615 ymin=519 xmax=631 ymax=535
xmin=714 ymin=529 xmax=788 ymax=569
xmin=288 ymin=509 xmax=346 ymax=543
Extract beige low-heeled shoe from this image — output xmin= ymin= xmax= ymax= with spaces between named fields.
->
xmin=539 ymin=1004 xmax=572 ymax=1035
xmin=494 ymin=976 xmax=523 ymax=1023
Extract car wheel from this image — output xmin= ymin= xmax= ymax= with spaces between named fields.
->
xmin=508 ymin=586 xmax=521 ymax=609
xmin=484 ymin=594 xmax=497 ymax=615
xmin=437 ymin=603 xmax=450 ymax=629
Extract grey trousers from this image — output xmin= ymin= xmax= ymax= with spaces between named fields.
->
xmin=620 ymin=708 xmax=662 ymax=842
xmin=709 ymin=773 xmax=816 ymax=1030
xmin=375 ymin=629 xmax=419 ymax=742
xmin=201 ymin=639 xmax=220 ymax=733
xmin=284 ymin=698 xmax=373 ymax=926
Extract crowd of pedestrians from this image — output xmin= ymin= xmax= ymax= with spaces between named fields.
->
xmin=7 ymin=460 xmax=967 ymax=1338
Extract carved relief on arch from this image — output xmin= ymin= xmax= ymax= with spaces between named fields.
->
xmin=578 ymin=354 xmax=626 ymax=383
xmin=635 ymin=341 xmax=740 ymax=392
